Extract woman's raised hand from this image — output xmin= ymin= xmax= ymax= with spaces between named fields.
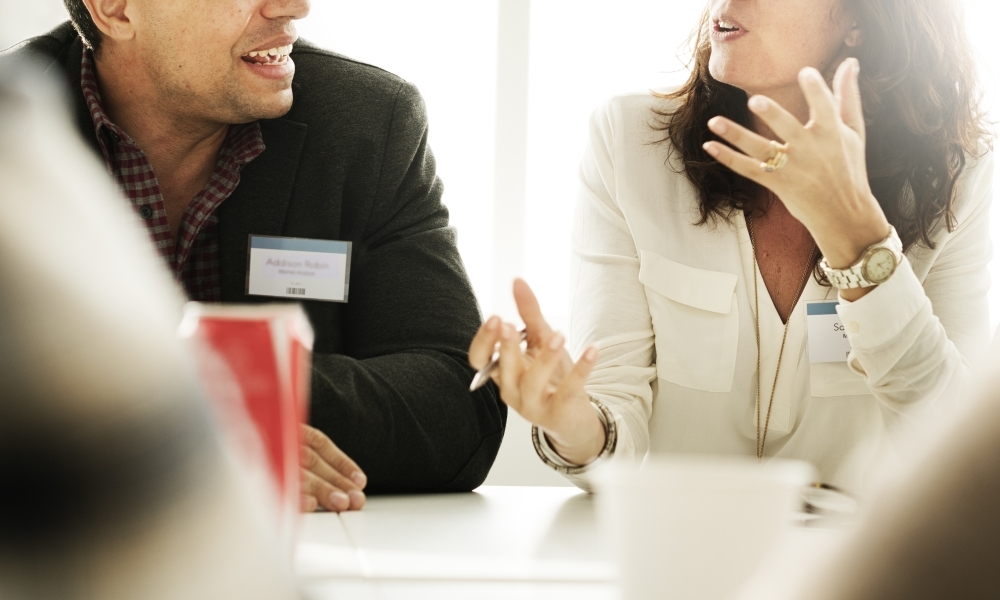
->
xmin=703 ymin=57 xmax=891 ymax=272
xmin=469 ymin=279 xmax=606 ymax=466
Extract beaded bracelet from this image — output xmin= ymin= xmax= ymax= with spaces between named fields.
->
xmin=531 ymin=396 xmax=618 ymax=475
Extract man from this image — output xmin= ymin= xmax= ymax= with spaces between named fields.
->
xmin=0 ymin=0 xmax=505 ymax=512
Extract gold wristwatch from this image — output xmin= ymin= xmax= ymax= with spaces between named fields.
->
xmin=820 ymin=226 xmax=903 ymax=289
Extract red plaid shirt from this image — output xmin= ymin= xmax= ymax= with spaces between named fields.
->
xmin=81 ymin=50 xmax=265 ymax=302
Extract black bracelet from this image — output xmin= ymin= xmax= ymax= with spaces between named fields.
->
xmin=531 ymin=397 xmax=618 ymax=475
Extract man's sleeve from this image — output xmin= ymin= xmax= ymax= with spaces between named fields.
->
xmin=308 ymin=81 xmax=506 ymax=493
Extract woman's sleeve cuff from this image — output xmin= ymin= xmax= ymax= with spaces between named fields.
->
xmin=836 ymin=257 xmax=929 ymax=350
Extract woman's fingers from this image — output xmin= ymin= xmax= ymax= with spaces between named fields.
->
xmin=747 ymin=94 xmax=805 ymax=144
xmin=796 ymin=67 xmax=839 ymax=130
xmin=513 ymin=279 xmax=553 ymax=344
xmin=475 ymin=279 xmax=566 ymax=418
xmin=554 ymin=345 xmax=599 ymax=405
xmin=707 ymin=117 xmax=777 ymax=162
xmin=518 ymin=331 xmax=566 ymax=408
xmin=497 ymin=323 xmax=526 ymax=410
xmin=702 ymin=141 xmax=771 ymax=185
xmin=469 ymin=316 xmax=502 ymax=370
xmin=834 ymin=58 xmax=865 ymax=139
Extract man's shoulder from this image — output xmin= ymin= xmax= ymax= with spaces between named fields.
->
xmin=1 ymin=21 xmax=78 ymax=65
xmin=286 ymin=40 xmax=422 ymax=129
xmin=291 ymin=41 xmax=407 ymax=91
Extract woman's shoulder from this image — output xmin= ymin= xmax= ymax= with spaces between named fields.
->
xmin=593 ymin=87 xmax=680 ymax=116
xmin=951 ymin=140 xmax=995 ymax=226
xmin=587 ymin=88 xmax=684 ymax=157
xmin=964 ymin=138 xmax=994 ymax=177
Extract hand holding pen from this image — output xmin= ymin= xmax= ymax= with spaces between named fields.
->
xmin=467 ymin=279 xmax=606 ymax=467
xmin=469 ymin=328 xmax=528 ymax=392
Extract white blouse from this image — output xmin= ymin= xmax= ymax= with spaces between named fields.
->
xmin=547 ymin=92 xmax=994 ymax=492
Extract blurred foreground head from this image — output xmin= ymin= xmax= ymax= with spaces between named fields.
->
xmin=799 ymin=363 xmax=1000 ymax=600
xmin=0 ymin=65 xmax=295 ymax=599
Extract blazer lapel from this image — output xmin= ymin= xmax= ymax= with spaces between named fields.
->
xmin=218 ymin=117 xmax=308 ymax=301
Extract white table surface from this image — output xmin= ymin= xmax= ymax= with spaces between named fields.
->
xmin=295 ymin=486 xmax=848 ymax=600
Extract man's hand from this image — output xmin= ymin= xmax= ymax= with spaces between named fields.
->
xmin=300 ymin=424 xmax=367 ymax=513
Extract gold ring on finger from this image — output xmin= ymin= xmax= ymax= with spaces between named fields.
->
xmin=760 ymin=140 xmax=789 ymax=173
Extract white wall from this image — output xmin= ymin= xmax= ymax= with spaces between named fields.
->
xmin=0 ymin=1 xmax=68 ymax=49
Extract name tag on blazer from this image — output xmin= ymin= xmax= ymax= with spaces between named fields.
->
xmin=805 ymin=301 xmax=851 ymax=363
xmin=246 ymin=235 xmax=352 ymax=303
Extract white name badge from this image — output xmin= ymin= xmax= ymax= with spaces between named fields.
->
xmin=246 ymin=235 xmax=351 ymax=303
xmin=806 ymin=301 xmax=852 ymax=364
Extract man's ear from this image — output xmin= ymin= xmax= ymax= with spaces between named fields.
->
xmin=82 ymin=0 xmax=135 ymax=42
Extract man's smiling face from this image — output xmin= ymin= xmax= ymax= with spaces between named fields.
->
xmin=126 ymin=0 xmax=310 ymax=125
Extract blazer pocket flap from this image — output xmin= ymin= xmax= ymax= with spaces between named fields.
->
xmin=638 ymin=251 xmax=738 ymax=314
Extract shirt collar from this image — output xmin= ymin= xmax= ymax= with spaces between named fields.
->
xmin=80 ymin=48 xmax=134 ymax=166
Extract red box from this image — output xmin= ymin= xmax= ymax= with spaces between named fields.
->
xmin=179 ymin=303 xmax=313 ymax=551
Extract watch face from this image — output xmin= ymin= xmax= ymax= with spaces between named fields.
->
xmin=863 ymin=248 xmax=897 ymax=283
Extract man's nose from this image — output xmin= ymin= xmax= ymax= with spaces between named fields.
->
xmin=262 ymin=0 xmax=311 ymax=21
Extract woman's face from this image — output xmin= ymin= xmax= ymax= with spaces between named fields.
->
xmin=708 ymin=0 xmax=858 ymax=96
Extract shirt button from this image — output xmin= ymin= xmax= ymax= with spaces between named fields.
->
xmin=138 ymin=206 xmax=154 ymax=220
xmin=849 ymin=321 xmax=861 ymax=334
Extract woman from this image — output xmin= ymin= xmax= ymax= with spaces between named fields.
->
xmin=469 ymin=0 xmax=993 ymax=491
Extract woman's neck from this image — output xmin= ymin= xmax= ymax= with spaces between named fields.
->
xmin=745 ymin=84 xmax=810 ymax=139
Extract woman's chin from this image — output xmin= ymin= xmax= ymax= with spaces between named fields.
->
xmin=707 ymin=62 xmax=746 ymax=91
xmin=709 ymin=62 xmax=782 ymax=97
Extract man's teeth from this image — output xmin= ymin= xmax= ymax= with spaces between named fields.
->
xmin=245 ymin=45 xmax=293 ymax=59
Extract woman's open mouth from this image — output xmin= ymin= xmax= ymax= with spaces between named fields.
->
xmin=712 ymin=18 xmax=747 ymax=41
xmin=715 ymin=19 xmax=740 ymax=33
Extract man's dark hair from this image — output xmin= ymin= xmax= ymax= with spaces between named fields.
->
xmin=63 ymin=0 xmax=102 ymax=51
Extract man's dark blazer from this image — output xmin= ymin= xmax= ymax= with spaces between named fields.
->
xmin=2 ymin=23 xmax=506 ymax=493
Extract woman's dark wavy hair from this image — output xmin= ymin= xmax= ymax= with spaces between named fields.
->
xmin=660 ymin=0 xmax=991 ymax=253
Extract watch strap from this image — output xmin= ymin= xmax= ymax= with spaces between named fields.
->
xmin=821 ymin=226 xmax=902 ymax=289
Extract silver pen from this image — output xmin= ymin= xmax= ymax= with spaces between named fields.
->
xmin=469 ymin=329 xmax=528 ymax=392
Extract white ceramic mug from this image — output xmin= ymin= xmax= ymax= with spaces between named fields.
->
xmin=593 ymin=456 xmax=816 ymax=600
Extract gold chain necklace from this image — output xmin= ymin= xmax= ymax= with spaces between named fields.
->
xmin=746 ymin=212 xmax=817 ymax=463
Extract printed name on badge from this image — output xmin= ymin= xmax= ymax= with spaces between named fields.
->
xmin=247 ymin=235 xmax=352 ymax=303
xmin=806 ymin=301 xmax=852 ymax=364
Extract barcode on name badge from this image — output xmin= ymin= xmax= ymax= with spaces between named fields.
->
xmin=286 ymin=287 xmax=306 ymax=296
